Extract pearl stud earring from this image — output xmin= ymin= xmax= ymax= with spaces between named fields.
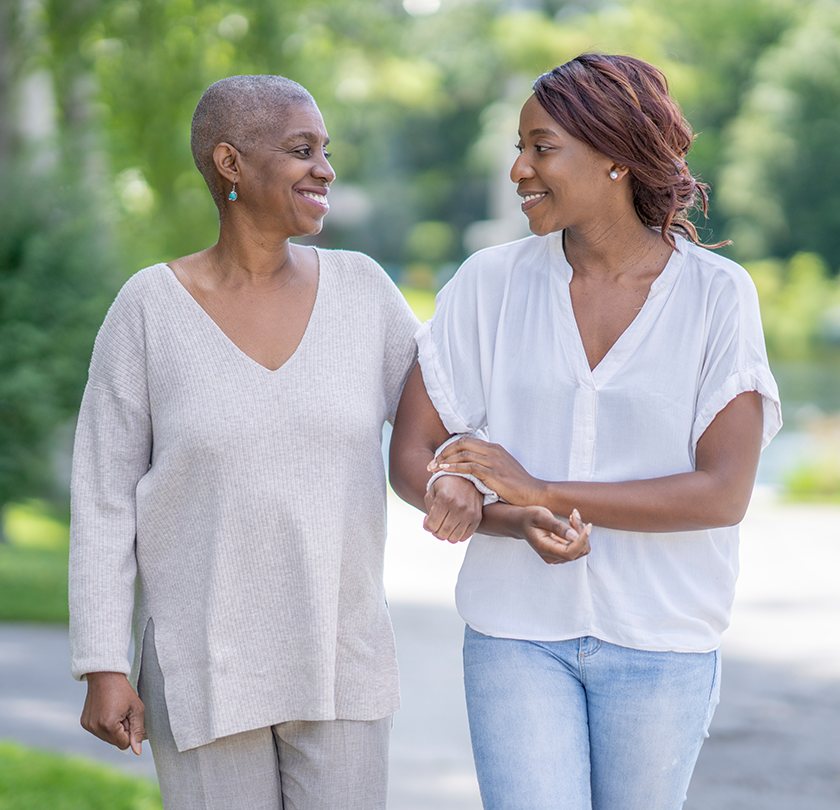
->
xmin=228 ymin=183 xmax=238 ymax=201
xmin=609 ymin=170 xmax=619 ymax=180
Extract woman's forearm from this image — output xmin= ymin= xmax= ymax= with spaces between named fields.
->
xmin=389 ymin=365 xmax=447 ymax=512
xmin=433 ymin=391 xmax=764 ymax=533
xmin=390 ymin=441 xmax=434 ymax=513
xmin=533 ymin=472 xmax=742 ymax=533
xmin=476 ymin=502 xmax=528 ymax=538
xmin=536 ymin=392 xmax=763 ymax=531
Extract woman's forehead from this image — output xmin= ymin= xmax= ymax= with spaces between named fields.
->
xmin=262 ymin=102 xmax=328 ymax=143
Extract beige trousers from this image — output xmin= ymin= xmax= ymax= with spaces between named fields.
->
xmin=138 ymin=622 xmax=391 ymax=810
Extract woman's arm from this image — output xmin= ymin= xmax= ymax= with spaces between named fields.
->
xmin=430 ymin=390 xmax=764 ymax=532
xmin=389 ymin=364 xmax=484 ymax=543
xmin=69 ymin=284 xmax=152 ymax=752
xmin=390 ymin=365 xmax=590 ymax=560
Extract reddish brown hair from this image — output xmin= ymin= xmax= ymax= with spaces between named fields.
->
xmin=533 ymin=54 xmax=726 ymax=249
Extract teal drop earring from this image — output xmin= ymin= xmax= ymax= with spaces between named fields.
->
xmin=228 ymin=182 xmax=238 ymax=201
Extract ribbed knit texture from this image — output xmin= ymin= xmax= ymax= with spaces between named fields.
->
xmin=69 ymin=249 xmax=418 ymax=751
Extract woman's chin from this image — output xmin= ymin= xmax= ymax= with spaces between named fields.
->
xmin=527 ymin=221 xmax=553 ymax=237
xmin=292 ymin=219 xmax=326 ymax=238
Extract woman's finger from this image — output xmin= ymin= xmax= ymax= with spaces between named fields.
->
xmin=566 ymin=522 xmax=592 ymax=559
xmin=437 ymin=437 xmax=491 ymax=457
xmin=431 ymin=463 xmax=488 ymax=481
xmin=428 ymin=451 xmax=490 ymax=472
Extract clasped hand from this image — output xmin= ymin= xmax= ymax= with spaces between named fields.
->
xmin=424 ymin=439 xmax=591 ymax=564
xmin=428 ymin=436 xmax=543 ymax=506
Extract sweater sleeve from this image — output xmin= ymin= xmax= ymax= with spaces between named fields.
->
xmin=69 ymin=281 xmax=152 ymax=681
xmin=380 ymin=273 xmax=420 ymax=425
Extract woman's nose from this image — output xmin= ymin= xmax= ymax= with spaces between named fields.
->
xmin=510 ymin=152 xmax=533 ymax=184
xmin=314 ymin=152 xmax=336 ymax=183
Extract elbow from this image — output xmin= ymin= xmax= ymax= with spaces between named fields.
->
xmin=387 ymin=462 xmax=410 ymax=502
xmin=706 ymin=489 xmax=751 ymax=528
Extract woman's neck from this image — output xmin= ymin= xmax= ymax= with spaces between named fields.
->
xmin=197 ymin=218 xmax=306 ymax=290
xmin=562 ymin=216 xmax=672 ymax=281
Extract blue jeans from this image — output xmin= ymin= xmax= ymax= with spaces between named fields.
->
xmin=463 ymin=626 xmax=720 ymax=810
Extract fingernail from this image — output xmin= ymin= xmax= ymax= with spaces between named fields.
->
xmin=566 ymin=529 xmax=579 ymax=542
xmin=573 ymin=508 xmax=581 ymax=520
xmin=440 ymin=463 xmax=450 ymax=469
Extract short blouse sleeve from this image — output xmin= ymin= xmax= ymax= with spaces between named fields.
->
xmin=416 ymin=254 xmax=494 ymax=435
xmin=691 ymin=266 xmax=782 ymax=452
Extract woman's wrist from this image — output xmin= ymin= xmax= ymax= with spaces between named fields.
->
xmin=480 ymin=502 xmax=529 ymax=539
xmin=530 ymin=479 xmax=573 ymax=516
xmin=526 ymin=478 xmax=551 ymax=509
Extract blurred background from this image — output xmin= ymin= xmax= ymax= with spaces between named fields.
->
xmin=0 ymin=0 xmax=839 ymax=807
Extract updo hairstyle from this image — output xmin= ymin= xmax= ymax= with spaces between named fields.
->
xmin=533 ymin=54 xmax=724 ymax=249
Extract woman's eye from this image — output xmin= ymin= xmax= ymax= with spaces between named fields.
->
xmin=323 ymin=150 xmax=332 ymax=160
xmin=514 ymin=142 xmax=524 ymax=154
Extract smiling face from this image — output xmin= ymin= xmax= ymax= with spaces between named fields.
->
xmin=236 ymin=101 xmax=336 ymax=239
xmin=511 ymin=94 xmax=620 ymax=237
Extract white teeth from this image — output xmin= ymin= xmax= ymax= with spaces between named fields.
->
xmin=523 ymin=193 xmax=546 ymax=203
xmin=300 ymin=191 xmax=327 ymax=203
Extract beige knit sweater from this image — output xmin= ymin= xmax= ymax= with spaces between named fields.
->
xmin=69 ymin=249 xmax=418 ymax=751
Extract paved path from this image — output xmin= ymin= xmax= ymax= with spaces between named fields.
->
xmin=1 ymin=489 xmax=838 ymax=808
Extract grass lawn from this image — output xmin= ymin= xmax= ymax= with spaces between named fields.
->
xmin=0 ymin=741 xmax=162 ymax=810
xmin=0 ymin=502 xmax=69 ymax=623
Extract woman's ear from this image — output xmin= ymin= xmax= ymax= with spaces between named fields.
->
xmin=213 ymin=142 xmax=240 ymax=184
xmin=608 ymin=164 xmax=630 ymax=181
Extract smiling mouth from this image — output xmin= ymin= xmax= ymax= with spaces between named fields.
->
xmin=520 ymin=192 xmax=547 ymax=210
xmin=298 ymin=190 xmax=329 ymax=209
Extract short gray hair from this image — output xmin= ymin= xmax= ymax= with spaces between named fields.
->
xmin=191 ymin=75 xmax=315 ymax=209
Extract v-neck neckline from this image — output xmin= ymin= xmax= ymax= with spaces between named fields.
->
xmin=159 ymin=249 xmax=324 ymax=375
xmin=550 ymin=231 xmax=684 ymax=385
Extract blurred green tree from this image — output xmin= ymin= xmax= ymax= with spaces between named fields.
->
xmin=0 ymin=0 xmax=119 ymax=522
xmin=0 ymin=180 xmax=118 ymax=515
xmin=718 ymin=1 xmax=840 ymax=270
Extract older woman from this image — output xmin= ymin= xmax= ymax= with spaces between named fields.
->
xmin=390 ymin=54 xmax=781 ymax=810
xmin=70 ymin=75 xmax=418 ymax=810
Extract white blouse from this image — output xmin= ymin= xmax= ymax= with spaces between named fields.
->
xmin=417 ymin=231 xmax=781 ymax=653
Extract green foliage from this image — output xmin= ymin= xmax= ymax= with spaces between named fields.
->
xmin=399 ymin=285 xmax=436 ymax=323
xmin=784 ymin=458 xmax=840 ymax=503
xmin=0 ymin=500 xmax=69 ymax=622
xmin=745 ymin=253 xmax=840 ymax=358
xmin=782 ymin=412 xmax=840 ymax=501
xmin=3 ymin=500 xmax=69 ymax=550
xmin=0 ymin=741 xmax=162 ymax=810
xmin=0 ymin=543 xmax=68 ymax=622
xmin=718 ymin=1 xmax=840 ymax=266
xmin=0 ymin=175 xmax=119 ymax=509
